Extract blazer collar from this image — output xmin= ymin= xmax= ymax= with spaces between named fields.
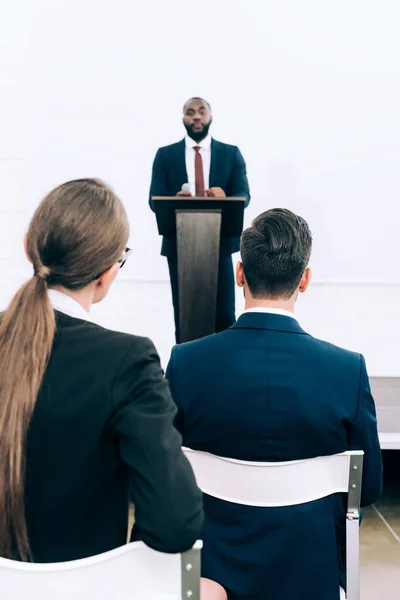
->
xmin=232 ymin=311 xmax=308 ymax=335
xmin=185 ymin=134 xmax=212 ymax=150
xmin=175 ymin=139 xmax=188 ymax=184
xmin=209 ymin=138 xmax=221 ymax=186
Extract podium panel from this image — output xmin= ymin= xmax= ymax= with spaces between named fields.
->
xmin=176 ymin=210 xmax=221 ymax=342
xmin=153 ymin=197 xmax=244 ymax=238
xmin=152 ymin=197 xmax=245 ymax=342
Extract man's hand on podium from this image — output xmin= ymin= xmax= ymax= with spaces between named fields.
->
xmin=205 ymin=187 xmax=226 ymax=198
xmin=175 ymin=186 xmax=226 ymax=198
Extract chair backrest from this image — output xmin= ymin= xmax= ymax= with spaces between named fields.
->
xmin=0 ymin=540 xmax=202 ymax=600
xmin=182 ymin=448 xmax=363 ymax=508
xmin=183 ymin=448 xmax=364 ymax=600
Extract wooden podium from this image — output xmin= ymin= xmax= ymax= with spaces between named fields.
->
xmin=152 ymin=197 xmax=245 ymax=343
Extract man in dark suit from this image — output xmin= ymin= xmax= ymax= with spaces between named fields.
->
xmin=149 ymin=97 xmax=250 ymax=343
xmin=166 ymin=209 xmax=382 ymax=600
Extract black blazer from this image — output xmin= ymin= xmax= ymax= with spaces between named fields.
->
xmin=149 ymin=139 xmax=250 ymax=256
xmin=23 ymin=311 xmax=203 ymax=563
xmin=166 ymin=312 xmax=382 ymax=600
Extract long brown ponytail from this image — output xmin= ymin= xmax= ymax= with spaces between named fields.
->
xmin=0 ymin=179 xmax=129 ymax=560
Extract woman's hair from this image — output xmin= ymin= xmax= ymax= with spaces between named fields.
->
xmin=0 ymin=178 xmax=129 ymax=560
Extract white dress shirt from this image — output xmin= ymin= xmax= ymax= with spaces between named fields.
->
xmin=243 ymin=307 xmax=298 ymax=321
xmin=185 ymin=134 xmax=212 ymax=195
xmin=47 ymin=288 xmax=93 ymax=322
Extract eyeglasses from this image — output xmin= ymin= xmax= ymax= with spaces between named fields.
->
xmin=118 ymin=247 xmax=132 ymax=269
xmin=93 ymin=247 xmax=132 ymax=280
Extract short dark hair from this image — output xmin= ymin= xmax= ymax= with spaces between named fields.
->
xmin=240 ymin=208 xmax=312 ymax=299
xmin=183 ymin=97 xmax=211 ymax=112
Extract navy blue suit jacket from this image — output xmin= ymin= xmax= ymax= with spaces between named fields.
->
xmin=166 ymin=312 xmax=382 ymax=600
xmin=149 ymin=139 xmax=250 ymax=256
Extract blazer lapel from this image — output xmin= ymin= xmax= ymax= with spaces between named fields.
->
xmin=209 ymin=139 xmax=223 ymax=187
xmin=172 ymin=139 xmax=188 ymax=190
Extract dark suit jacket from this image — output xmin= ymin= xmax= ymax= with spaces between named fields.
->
xmin=166 ymin=312 xmax=382 ymax=600
xmin=149 ymin=139 xmax=250 ymax=256
xmin=23 ymin=311 xmax=203 ymax=563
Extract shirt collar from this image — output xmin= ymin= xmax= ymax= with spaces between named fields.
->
xmin=243 ymin=307 xmax=298 ymax=322
xmin=47 ymin=289 xmax=93 ymax=323
xmin=185 ymin=134 xmax=212 ymax=150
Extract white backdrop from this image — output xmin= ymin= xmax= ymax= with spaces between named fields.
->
xmin=24 ymin=0 xmax=400 ymax=283
xmin=1 ymin=0 xmax=400 ymax=373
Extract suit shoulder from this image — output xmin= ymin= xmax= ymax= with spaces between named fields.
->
xmin=89 ymin=321 xmax=156 ymax=353
xmin=307 ymin=334 xmax=362 ymax=365
xmin=156 ymin=140 xmax=185 ymax=153
xmin=212 ymin=139 xmax=239 ymax=152
xmin=57 ymin=314 xmax=156 ymax=357
xmin=172 ymin=328 xmax=232 ymax=359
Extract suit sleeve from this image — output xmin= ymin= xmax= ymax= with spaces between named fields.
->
xmin=109 ymin=337 xmax=203 ymax=553
xmin=230 ymin=147 xmax=251 ymax=207
xmin=149 ymin=149 xmax=168 ymax=212
xmin=349 ymin=355 xmax=383 ymax=506
xmin=165 ymin=346 xmax=184 ymax=436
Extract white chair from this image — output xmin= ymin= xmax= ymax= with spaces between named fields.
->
xmin=0 ymin=540 xmax=202 ymax=600
xmin=183 ymin=448 xmax=364 ymax=600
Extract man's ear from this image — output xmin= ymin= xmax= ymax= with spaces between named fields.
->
xmin=299 ymin=267 xmax=312 ymax=294
xmin=236 ymin=261 xmax=245 ymax=287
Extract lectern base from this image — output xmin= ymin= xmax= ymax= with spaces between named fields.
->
xmin=176 ymin=209 xmax=222 ymax=343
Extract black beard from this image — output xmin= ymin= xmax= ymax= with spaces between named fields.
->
xmin=184 ymin=121 xmax=211 ymax=143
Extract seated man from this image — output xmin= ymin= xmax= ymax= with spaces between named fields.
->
xmin=166 ymin=208 xmax=382 ymax=600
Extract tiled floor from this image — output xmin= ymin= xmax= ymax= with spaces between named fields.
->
xmin=360 ymin=451 xmax=400 ymax=599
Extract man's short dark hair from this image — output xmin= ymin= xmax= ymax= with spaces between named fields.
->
xmin=183 ymin=97 xmax=211 ymax=112
xmin=240 ymin=208 xmax=312 ymax=300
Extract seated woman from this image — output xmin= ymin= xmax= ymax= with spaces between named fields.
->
xmin=0 ymin=178 xmax=203 ymax=563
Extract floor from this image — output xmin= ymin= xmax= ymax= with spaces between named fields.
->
xmin=360 ymin=451 xmax=400 ymax=599
xmin=361 ymin=380 xmax=400 ymax=597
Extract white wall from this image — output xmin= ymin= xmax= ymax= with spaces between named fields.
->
xmin=1 ymin=0 xmax=400 ymax=374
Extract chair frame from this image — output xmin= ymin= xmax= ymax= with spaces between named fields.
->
xmin=0 ymin=540 xmax=202 ymax=600
xmin=181 ymin=545 xmax=202 ymax=599
xmin=345 ymin=452 xmax=363 ymax=600
xmin=183 ymin=448 xmax=364 ymax=600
